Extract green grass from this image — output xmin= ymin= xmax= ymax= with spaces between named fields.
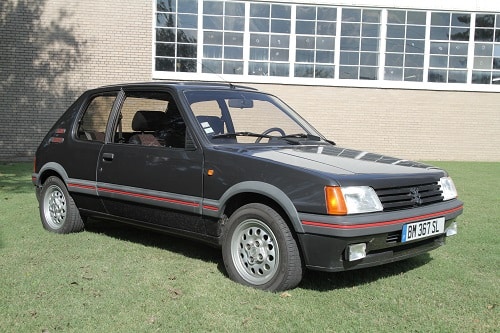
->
xmin=0 ymin=162 xmax=498 ymax=332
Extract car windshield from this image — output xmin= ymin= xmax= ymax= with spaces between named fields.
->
xmin=184 ymin=89 xmax=325 ymax=145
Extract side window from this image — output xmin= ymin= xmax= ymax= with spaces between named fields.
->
xmin=115 ymin=91 xmax=187 ymax=149
xmin=77 ymin=94 xmax=116 ymax=142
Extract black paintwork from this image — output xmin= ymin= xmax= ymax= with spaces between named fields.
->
xmin=33 ymin=82 xmax=463 ymax=272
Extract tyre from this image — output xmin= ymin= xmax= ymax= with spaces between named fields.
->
xmin=222 ymin=203 xmax=303 ymax=291
xmin=39 ymin=176 xmax=84 ymax=234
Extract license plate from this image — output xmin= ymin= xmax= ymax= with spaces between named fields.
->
xmin=402 ymin=217 xmax=445 ymax=242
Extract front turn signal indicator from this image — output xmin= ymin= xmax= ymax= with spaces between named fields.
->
xmin=325 ymin=186 xmax=348 ymax=215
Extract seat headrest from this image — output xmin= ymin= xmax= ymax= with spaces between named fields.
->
xmin=132 ymin=111 xmax=168 ymax=132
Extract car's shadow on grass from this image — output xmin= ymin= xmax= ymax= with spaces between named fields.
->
xmin=84 ymin=218 xmax=432 ymax=291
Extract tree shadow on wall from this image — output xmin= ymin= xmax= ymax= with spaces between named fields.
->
xmin=0 ymin=0 xmax=84 ymax=160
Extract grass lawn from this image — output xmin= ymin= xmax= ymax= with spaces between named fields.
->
xmin=0 ymin=162 xmax=498 ymax=332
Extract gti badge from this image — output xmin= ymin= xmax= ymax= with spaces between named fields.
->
xmin=409 ymin=187 xmax=423 ymax=206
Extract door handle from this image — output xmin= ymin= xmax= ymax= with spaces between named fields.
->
xmin=102 ymin=153 xmax=114 ymax=161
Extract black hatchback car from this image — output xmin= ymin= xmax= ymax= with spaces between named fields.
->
xmin=33 ymin=82 xmax=463 ymax=291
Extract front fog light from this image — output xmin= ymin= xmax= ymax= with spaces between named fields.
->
xmin=446 ymin=221 xmax=458 ymax=237
xmin=347 ymin=243 xmax=367 ymax=261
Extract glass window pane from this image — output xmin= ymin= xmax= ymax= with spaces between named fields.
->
xmin=250 ymin=48 xmax=269 ymax=60
xmin=475 ymin=28 xmax=494 ymax=42
xmin=405 ymin=54 xmax=424 ymax=67
xmin=472 ymin=71 xmax=491 ymax=84
xmin=250 ymin=34 xmax=269 ymax=47
xmin=178 ymin=0 xmax=197 ymax=13
xmin=202 ymin=59 xmax=222 ymax=73
xmin=431 ymin=12 xmax=450 ymax=26
xmin=342 ymin=9 xmax=361 ymax=22
xmin=476 ymin=14 xmax=495 ymax=28
xmin=157 ymin=13 xmax=176 ymax=27
xmin=428 ymin=69 xmax=447 ymax=82
xmin=270 ymin=48 xmax=289 ymax=61
xmin=295 ymin=64 xmax=314 ymax=77
xmin=178 ymin=59 xmax=197 ymax=72
xmin=156 ymin=58 xmax=175 ymax=71
xmin=339 ymin=66 xmax=359 ymax=79
xmin=359 ymin=66 xmax=377 ymax=80
xmin=430 ymin=55 xmax=448 ymax=68
xmin=475 ymin=43 xmax=493 ymax=56
xmin=386 ymin=39 xmax=405 ymax=52
xmin=385 ymin=53 xmax=404 ymax=67
xmin=387 ymin=25 xmax=405 ymax=38
xmin=431 ymin=27 xmax=450 ymax=40
xmin=224 ymin=46 xmax=243 ymax=59
xmin=225 ymin=16 xmax=244 ymax=31
xmin=317 ymin=21 xmax=336 ymax=35
xmin=203 ymin=45 xmax=222 ymax=58
xmin=317 ymin=8 xmax=337 ymax=21
xmin=157 ymin=0 xmax=175 ymax=13
xmin=178 ymin=14 xmax=198 ymax=29
xmin=360 ymin=53 xmax=377 ymax=66
xmin=156 ymin=43 xmax=175 ymax=57
xmin=157 ymin=29 xmax=176 ymax=42
xmin=296 ymin=36 xmax=314 ymax=49
xmin=271 ymin=19 xmax=290 ymax=33
xmin=362 ymin=24 xmax=379 ymax=38
xmin=342 ymin=23 xmax=360 ymax=36
xmin=249 ymin=61 xmax=268 ymax=75
xmin=296 ymin=49 xmax=315 ymax=62
xmin=271 ymin=4 xmax=291 ymax=19
xmin=225 ymin=2 xmax=245 ymax=16
xmin=449 ymin=56 xmax=467 ymax=68
xmin=178 ymin=29 xmax=197 ymax=43
xmin=224 ymin=32 xmax=243 ymax=46
xmin=250 ymin=3 xmax=270 ymax=18
xmin=450 ymin=14 xmax=469 ymax=27
xmin=204 ymin=31 xmax=223 ymax=44
xmin=269 ymin=63 xmax=289 ymax=76
xmin=250 ymin=18 xmax=269 ymax=32
xmin=316 ymin=50 xmax=334 ymax=63
xmin=406 ymin=26 xmax=426 ymax=39
xmin=340 ymin=51 xmax=359 ymax=65
xmin=204 ymin=16 xmax=223 ymax=30
xmin=204 ymin=1 xmax=223 ymax=15
xmin=223 ymin=60 xmax=243 ymax=74
xmin=296 ymin=21 xmax=316 ymax=35
xmin=388 ymin=10 xmax=405 ymax=24
xmin=178 ymin=43 xmax=197 ymax=57
xmin=362 ymin=10 xmax=380 ymax=23
xmin=406 ymin=40 xmax=425 ymax=53
xmin=297 ymin=6 xmax=316 ymax=20
xmin=404 ymin=68 xmax=423 ymax=81
xmin=340 ymin=37 xmax=360 ymax=51
xmin=430 ymin=42 xmax=449 ymax=55
xmin=450 ymin=27 xmax=470 ymax=41
xmin=385 ymin=67 xmax=403 ymax=80
xmin=315 ymin=65 xmax=335 ymax=78
xmin=407 ymin=11 xmax=426 ymax=25
xmin=271 ymin=35 xmax=289 ymax=48
xmin=474 ymin=56 xmax=492 ymax=69
xmin=316 ymin=37 xmax=335 ymax=50
xmin=449 ymin=43 xmax=468 ymax=55
xmin=361 ymin=38 xmax=378 ymax=51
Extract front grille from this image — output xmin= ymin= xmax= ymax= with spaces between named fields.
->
xmin=375 ymin=182 xmax=443 ymax=212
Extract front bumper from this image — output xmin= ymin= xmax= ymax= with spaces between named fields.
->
xmin=297 ymin=199 xmax=463 ymax=272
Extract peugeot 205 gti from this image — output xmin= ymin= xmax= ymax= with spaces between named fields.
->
xmin=33 ymin=82 xmax=463 ymax=291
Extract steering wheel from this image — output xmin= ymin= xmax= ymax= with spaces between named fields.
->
xmin=255 ymin=127 xmax=286 ymax=143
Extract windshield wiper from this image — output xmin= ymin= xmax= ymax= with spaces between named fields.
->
xmin=212 ymin=131 xmax=273 ymax=139
xmin=280 ymin=133 xmax=321 ymax=141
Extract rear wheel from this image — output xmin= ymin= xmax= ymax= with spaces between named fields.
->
xmin=222 ymin=203 xmax=303 ymax=291
xmin=39 ymin=176 xmax=84 ymax=234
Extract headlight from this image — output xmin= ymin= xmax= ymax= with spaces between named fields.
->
xmin=325 ymin=186 xmax=383 ymax=215
xmin=439 ymin=176 xmax=458 ymax=201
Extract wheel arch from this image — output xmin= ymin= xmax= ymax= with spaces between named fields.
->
xmin=36 ymin=162 xmax=69 ymax=187
xmin=219 ymin=181 xmax=304 ymax=234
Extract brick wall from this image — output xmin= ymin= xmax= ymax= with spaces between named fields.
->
xmin=1 ymin=0 xmax=499 ymax=161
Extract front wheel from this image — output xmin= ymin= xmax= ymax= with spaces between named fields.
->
xmin=222 ymin=203 xmax=303 ymax=291
xmin=39 ymin=176 xmax=84 ymax=234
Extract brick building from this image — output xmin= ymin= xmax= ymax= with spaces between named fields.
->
xmin=1 ymin=0 xmax=499 ymax=161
